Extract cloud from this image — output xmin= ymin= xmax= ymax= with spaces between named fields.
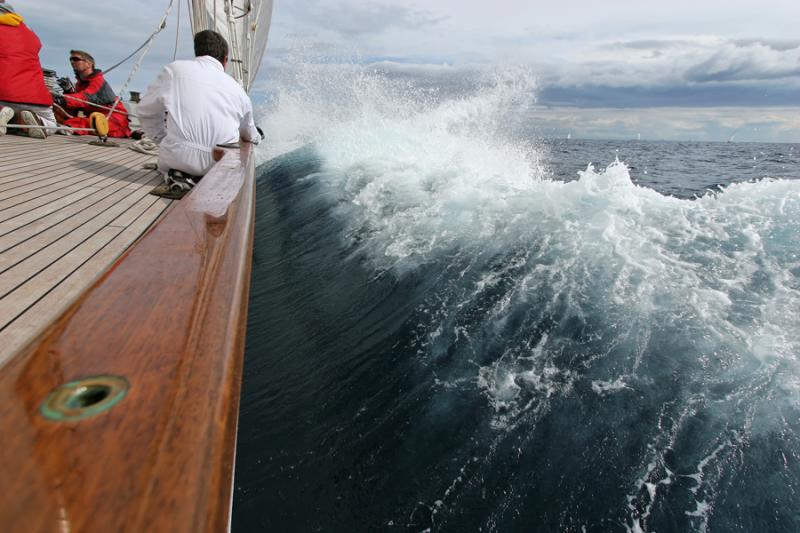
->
xmin=22 ymin=0 xmax=195 ymax=95
xmin=538 ymin=83 xmax=800 ymax=108
xmin=611 ymin=40 xmax=690 ymax=50
xmin=526 ymin=106 xmax=800 ymax=143
xmin=684 ymin=43 xmax=800 ymax=82
xmin=553 ymin=37 xmax=800 ymax=85
xmin=20 ymin=0 xmax=800 ymax=142
xmin=731 ymin=38 xmax=800 ymax=51
xmin=280 ymin=1 xmax=446 ymax=37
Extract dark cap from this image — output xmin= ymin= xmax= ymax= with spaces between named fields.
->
xmin=70 ymin=50 xmax=95 ymax=65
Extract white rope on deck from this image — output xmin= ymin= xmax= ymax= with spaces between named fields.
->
xmin=3 ymin=124 xmax=96 ymax=133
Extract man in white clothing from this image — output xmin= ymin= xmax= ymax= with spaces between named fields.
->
xmin=138 ymin=30 xmax=262 ymax=196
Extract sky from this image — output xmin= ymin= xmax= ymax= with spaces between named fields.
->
xmin=16 ymin=0 xmax=800 ymax=142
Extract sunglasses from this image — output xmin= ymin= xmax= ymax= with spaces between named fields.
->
xmin=69 ymin=56 xmax=84 ymax=62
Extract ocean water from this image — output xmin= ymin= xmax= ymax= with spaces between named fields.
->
xmin=232 ymin=67 xmax=800 ymax=532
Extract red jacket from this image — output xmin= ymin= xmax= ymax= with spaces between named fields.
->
xmin=64 ymin=69 xmax=131 ymax=138
xmin=0 ymin=19 xmax=53 ymax=106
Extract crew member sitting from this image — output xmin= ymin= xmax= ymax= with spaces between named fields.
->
xmin=54 ymin=50 xmax=131 ymax=138
xmin=137 ymin=30 xmax=262 ymax=199
xmin=0 ymin=2 xmax=57 ymax=139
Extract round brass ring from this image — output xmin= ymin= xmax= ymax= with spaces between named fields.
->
xmin=40 ymin=375 xmax=129 ymax=422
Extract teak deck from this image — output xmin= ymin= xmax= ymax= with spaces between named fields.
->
xmin=0 ymin=133 xmax=171 ymax=367
xmin=0 ymin=134 xmax=256 ymax=531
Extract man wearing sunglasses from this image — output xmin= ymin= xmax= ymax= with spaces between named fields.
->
xmin=54 ymin=50 xmax=131 ymax=138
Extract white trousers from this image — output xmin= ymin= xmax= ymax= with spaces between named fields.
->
xmin=0 ymin=100 xmax=58 ymax=133
xmin=156 ymin=136 xmax=215 ymax=177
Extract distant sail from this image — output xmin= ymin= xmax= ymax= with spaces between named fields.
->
xmin=189 ymin=0 xmax=274 ymax=92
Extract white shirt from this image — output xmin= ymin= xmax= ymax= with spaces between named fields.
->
xmin=137 ymin=55 xmax=260 ymax=176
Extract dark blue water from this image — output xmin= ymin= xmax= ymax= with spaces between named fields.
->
xmin=233 ymin=138 xmax=800 ymax=532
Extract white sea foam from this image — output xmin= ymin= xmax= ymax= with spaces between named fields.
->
xmin=258 ymin=57 xmax=800 ymax=434
xmin=591 ymin=377 xmax=630 ymax=395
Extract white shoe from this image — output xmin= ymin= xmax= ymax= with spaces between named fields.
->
xmin=20 ymin=110 xmax=46 ymax=139
xmin=0 ymin=106 xmax=13 ymax=136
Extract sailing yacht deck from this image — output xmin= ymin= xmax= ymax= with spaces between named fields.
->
xmin=0 ymin=133 xmax=171 ymax=367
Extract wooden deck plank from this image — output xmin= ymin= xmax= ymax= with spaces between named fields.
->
xmin=0 ymin=152 xmax=147 ymax=204
xmin=0 ymin=147 xmax=147 ymax=194
xmin=111 ymin=192 xmax=169 ymax=228
xmin=0 ymin=165 xmax=157 ymax=238
xmin=0 ymin=151 xmax=145 ymax=208
xmin=0 ymin=197 xmax=168 ymax=377
xmin=0 ymin=202 xmax=135 ymax=298
xmin=0 ymin=226 xmax=123 ymax=330
xmin=0 ymin=143 xmax=255 ymax=532
xmin=0 ymin=146 xmax=78 ymax=170
xmin=0 ymin=132 xmax=123 ymax=151
xmin=0 ymin=141 xmax=120 ymax=180
xmin=0 ymin=140 xmax=79 ymax=167
xmin=0 ymin=140 xmax=148 ymax=181
xmin=0 ymin=163 xmax=155 ymax=224
xmin=0 ymin=172 xmax=108 ymax=209
xmin=0 ymin=173 xmax=160 ymax=254
xmin=0 ymin=194 xmax=170 ymax=331
xmin=0 ymin=175 xmax=162 ymax=273
xmin=0 ymin=150 xmax=145 ymax=199
xmin=0 ymin=133 xmax=172 ymax=366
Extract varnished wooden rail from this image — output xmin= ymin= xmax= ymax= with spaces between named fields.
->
xmin=0 ymin=143 xmax=256 ymax=532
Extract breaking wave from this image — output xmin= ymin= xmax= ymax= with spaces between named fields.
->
xmin=237 ymin=59 xmax=800 ymax=532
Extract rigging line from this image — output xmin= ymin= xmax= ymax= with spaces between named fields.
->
xmin=172 ymin=0 xmax=181 ymax=61
xmin=104 ymin=28 xmax=161 ymax=75
xmin=63 ymin=95 xmax=135 ymax=117
xmin=247 ymin=0 xmax=264 ymax=89
xmin=106 ymin=0 xmax=176 ymax=121
xmin=224 ymin=1 xmax=238 ymax=83
xmin=233 ymin=1 xmax=251 ymax=20
xmin=104 ymin=0 xmax=174 ymax=75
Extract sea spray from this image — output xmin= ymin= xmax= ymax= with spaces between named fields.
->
xmin=238 ymin=56 xmax=800 ymax=531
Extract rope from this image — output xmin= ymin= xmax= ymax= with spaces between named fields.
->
xmin=63 ymin=95 xmax=135 ymax=117
xmin=104 ymin=30 xmax=160 ymax=75
xmin=104 ymin=0 xmax=177 ymax=75
xmin=172 ymin=0 xmax=181 ymax=62
xmin=226 ymin=0 xmax=243 ymax=86
xmin=4 ymin=124 xmax=96 ymax=133
xmin=105 ymin=0 xmax=176 ymax=122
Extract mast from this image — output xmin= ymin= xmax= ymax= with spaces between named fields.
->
xmin=188 ymin=0 xmax=273 ymax=92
